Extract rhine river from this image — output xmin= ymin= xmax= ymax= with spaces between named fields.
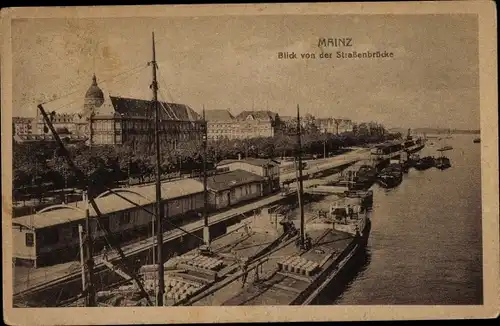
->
xmin=327 ymin=134 xmax=483 ymax=305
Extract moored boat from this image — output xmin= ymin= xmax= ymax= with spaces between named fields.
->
xmin=473 ymin=138 xmax=480 ymax=143
xmin=435 ymin=156 xmax=451 ymax=170
xmin=353 ymin=165 xmax=378 ymax=189
xmin=414 ymin=156 xmax=435 ymax=171
xmin=334 ymin=161 xmax=378 ymax=191
xmin=376 ymin=163 xmax=403 ymax=188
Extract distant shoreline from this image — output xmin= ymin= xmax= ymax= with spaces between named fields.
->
xmin=389 ymin=128 xmax=480 ymax=135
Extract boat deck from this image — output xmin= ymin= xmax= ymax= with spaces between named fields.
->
xmin=191 ymin=227 xmax=355 ymax=306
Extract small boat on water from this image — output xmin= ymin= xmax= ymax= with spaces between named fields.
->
xmin=414 ymin=156 xmax=435 ymax=171
xmin=376 ymin=163 xmax=403 ymax=188
xmin=473 ymin=138 xmax=480 ymax=143
xmin=435 ymin=156 xmax=451 ymax=170
xmin=437 ymin=145 xmax=453 ymax=151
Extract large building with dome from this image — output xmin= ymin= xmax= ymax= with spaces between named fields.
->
xmin=31 ymin=74 xmax=204 ymax=148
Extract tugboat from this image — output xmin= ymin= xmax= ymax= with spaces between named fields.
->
xmin=376 ymin=163 xmax=403 ymax=188
xmin=414 ymin=156 xmax=435 ymax=171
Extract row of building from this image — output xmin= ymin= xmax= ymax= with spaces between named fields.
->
xmin=13 ymin=157 xmax=281 ymax=267
xmin=203 ymin=110 xmax=354 ymax=140
xmin=12 ymin=74 xmax=354 ymax=145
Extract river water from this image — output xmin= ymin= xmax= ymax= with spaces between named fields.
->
xmin=319 ymin=134 xmax=483 ymax=305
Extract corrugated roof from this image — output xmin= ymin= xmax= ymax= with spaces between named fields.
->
xmin=218 ymin=158 xmax=280 ymax=167
xmin=13 ymin=178 xmax=204 ymax=230
xmin=204 ymin=109 xmax=234 ymax=121
xmin=207 ymin=169 xmax=264 ymax=192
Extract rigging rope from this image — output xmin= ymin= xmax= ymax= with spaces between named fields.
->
xmin=156 ymin=66 xmax=177 ymax=103
xmin=40 ymin=63 xmax=148 ymax=108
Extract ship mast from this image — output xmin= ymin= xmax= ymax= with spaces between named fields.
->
xmin=151 ymin=31 xmax=165 ymax=306
xmin=296 ymin=105 xmax=306 ymax=249
xmin=202 ymin=106 xmax=211 ymax=246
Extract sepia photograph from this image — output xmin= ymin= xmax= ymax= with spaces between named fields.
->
xmin=2 ymin=2 xmax=498 ymax=324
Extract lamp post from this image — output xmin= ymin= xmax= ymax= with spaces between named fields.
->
xmin=323 ymin=129 xmax=327 ymax=159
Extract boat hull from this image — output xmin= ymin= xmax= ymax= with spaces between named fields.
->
xmin=414 ymin=157 xmax=435 ymax=171
xmin=376 ymin=174 xmax=403 ymax=188
xmin=299 ymin=218 xmax=371 ymax=305
xmin=406 ymin=144 xmax=425 ymax=154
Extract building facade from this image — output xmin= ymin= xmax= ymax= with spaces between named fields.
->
xmin=217 ymin=158 xmax=280 ymax=195
xmin=316 ymin=118 xmax=354 ymax=134
xmin=12 ymin=117 xmax=35 ymax=136
xmin=84 ymin=75 xmax=204 ymax=147
xmin=205 ymin=109 xmax=282 ymax=140
xmin=28 ymin=74 xmax=204 ymax=148
xmin=207 ymin=169 xmax=264 ymax=210
xmin=205 ymin=109 xmax=236 ymax=140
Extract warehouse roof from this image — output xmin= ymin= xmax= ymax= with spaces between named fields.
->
xmin=207 ymin=169 xmax=264 ymax=192
xmin=13 ymin=178 xmax=204 ymax=230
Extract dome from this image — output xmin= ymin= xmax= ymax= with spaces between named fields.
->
xmin=83 ymin=74 xmax=105 ymax=115
xmin=85 ymin=74 xmax=104 ymax=100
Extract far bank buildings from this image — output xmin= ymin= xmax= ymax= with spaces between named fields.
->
xmin=13 ymin=74 xmax=353 ymax=145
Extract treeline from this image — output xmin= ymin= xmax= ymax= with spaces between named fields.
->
xmin=12 ymin=125 xmax=400 ymax=201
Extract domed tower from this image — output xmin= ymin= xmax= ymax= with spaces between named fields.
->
xmin=83 ymin=74 xmax=104 ymax=116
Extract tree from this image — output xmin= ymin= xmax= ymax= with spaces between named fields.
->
xmin=48 ymin=156 xmax=73 ymax=189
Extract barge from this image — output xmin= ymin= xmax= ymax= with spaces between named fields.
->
xmin=376 ymin=163 xmax=403 ymax=188
xmin=414 ymin=156 xmax=435 ymax=171
xmin=185 ymin=190 xmax=373 ymax=306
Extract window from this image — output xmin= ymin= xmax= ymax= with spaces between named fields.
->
xmin=25 ymin=233 xmax=34 ymax=247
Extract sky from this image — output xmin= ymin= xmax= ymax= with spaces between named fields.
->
xmin=11 ymin=14 xmax=479 ymax=130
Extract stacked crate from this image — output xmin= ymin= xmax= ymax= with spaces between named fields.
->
xmin=277 ymin=256 xmax=320 ymax=277
xmin=165 ymin=277 xmax=204 ymax=302
xmin=184 ymin=254 xmax=225 ymax=271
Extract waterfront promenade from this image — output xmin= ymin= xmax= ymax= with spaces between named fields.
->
xmin=13 ymin=148 xmax=371 ymax=298
xmin=280 ymin=147 xmax=371 ymax=184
